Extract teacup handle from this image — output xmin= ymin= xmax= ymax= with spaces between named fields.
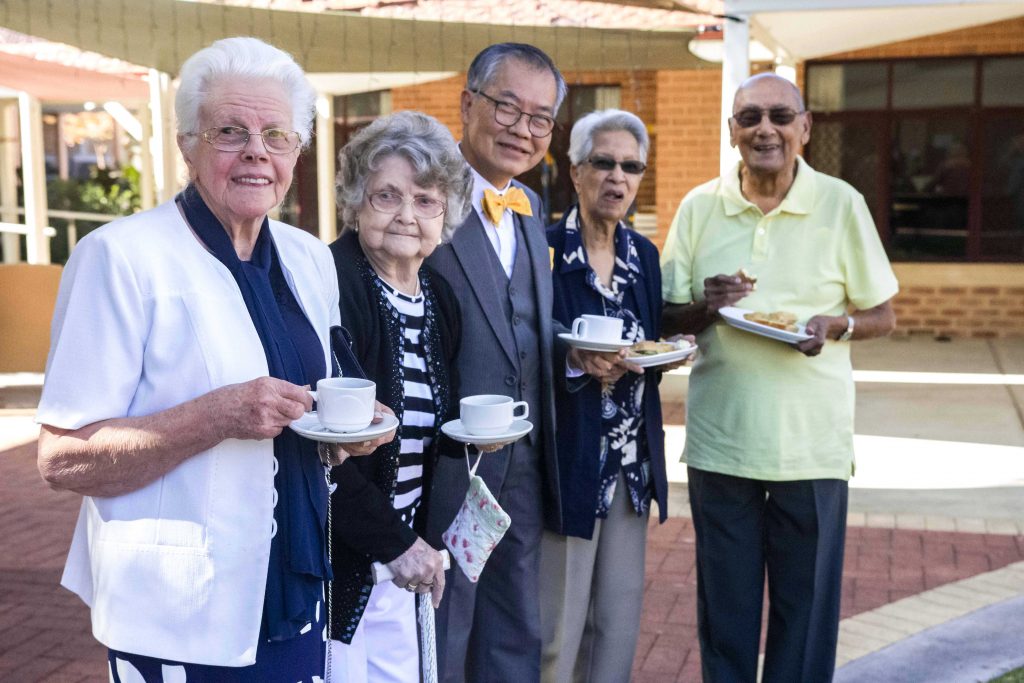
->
xmin=571 ymin=319 xmax=588 ymax=339
xmin=307 ymin=390 xmax=318 ymax=413
xmin=512 ymin=401 xmax=529 ymax=421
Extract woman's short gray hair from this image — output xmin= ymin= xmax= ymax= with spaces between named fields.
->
xmin=176 ymin=37 xmax=316 ymax=150
xmin=336 ymin=111 xmax=472 ymax=242
xmin=568 ymin=109 xmax=650 ymax=166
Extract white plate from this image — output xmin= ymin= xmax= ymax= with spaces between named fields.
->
xmin=290 ymin=412 xmax=400 ymax=444
xmin=625 ymin=342 xmax=698 ymax=368
xmin=719 ymin=306 xmax=814 ymax=343
xmin=557 ymin=332 xmax=633 ymax=352
xmin=440 ymin=419 xmax=533 ymax=445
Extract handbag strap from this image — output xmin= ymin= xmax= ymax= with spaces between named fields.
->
xmin=464 ymin=443 xmax=484 ymax=479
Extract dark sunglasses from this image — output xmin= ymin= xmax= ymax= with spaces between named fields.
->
xmin=586 ymin=156 xmax=647 ymax=175
xmin=732 ymin=107 xmax=803 ymax=128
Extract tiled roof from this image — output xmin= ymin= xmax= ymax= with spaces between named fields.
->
xmin=219 ymin=0 xmax=722 ymax=29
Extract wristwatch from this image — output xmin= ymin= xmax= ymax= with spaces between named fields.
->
xmin=838 ymin=315 xmax=855 ymax=342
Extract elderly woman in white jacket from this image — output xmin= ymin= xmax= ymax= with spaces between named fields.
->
xmin=36 ymin=37 xmax=392 ymax=682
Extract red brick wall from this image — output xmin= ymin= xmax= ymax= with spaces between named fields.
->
xmin=390 ymin=75 xmax=465 ymax=140
xmin=652 ymin=69 xmax=722 ymax=249
xmin=891 ymin=265 xmax=1024 ymax=339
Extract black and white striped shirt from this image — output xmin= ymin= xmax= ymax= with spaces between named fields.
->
xmin=378 ymin=279 xmax=435 ymax=527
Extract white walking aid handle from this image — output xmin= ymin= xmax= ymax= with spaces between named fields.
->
xmin=371 ymin=549 xmax=451 ymax=584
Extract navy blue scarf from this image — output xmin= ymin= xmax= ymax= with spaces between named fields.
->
xmin=178 ymin=185 xmax=331 ymax=642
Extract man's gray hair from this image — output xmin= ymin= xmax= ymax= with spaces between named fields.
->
xmin=176 ymin=37 xmax=316 ymax=150
xmin=466 ymin=43 xmax=568 ymax=114
xmin=568 ymin=109 xmax=650 ymax=165
xmin=336 ymin=111 xmax=473 ymax=242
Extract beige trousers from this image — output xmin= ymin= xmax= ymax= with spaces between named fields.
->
xmin=540 ymin=473 xmax=650 ymax=683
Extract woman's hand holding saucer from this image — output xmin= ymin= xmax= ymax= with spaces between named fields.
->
xmin=343 ymin=401 xmax=397 ymax=456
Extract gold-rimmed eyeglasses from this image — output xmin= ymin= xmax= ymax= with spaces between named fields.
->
xmin=187 ymin=126 xmax=301 ymax=154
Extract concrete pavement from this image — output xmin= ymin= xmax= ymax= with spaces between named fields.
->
xmin=0 ymin=336 xmax=1022 ymax=682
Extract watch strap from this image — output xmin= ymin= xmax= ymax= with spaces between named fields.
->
xmin=838 ymin=315 xmax=855 ymax=342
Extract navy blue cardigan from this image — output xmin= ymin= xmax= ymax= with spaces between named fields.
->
xmin=547 ymin=213 xmax=669 ymax=539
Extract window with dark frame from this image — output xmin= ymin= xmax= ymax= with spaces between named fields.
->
xmin=805 ymin=56 xmax=1024 ymax=263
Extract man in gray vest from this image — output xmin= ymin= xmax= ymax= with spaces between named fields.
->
xmin=426 ymin=43 xmax=619 ymax=682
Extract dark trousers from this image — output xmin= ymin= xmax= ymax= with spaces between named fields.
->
xmin=435 ymin=440 xmax=545 ymax=683
xmin=687 ymin=467 xmax=848 ymax=683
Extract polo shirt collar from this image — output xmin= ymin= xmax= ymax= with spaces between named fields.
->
xmin=721 ymin=155 xmax=816 ymax=217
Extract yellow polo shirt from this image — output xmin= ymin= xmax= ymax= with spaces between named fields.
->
xmin=661 ymin=157 xmax=898 ymax=481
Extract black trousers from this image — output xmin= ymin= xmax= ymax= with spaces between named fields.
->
xmin=687 ymin=467 xmax=848 ymax=683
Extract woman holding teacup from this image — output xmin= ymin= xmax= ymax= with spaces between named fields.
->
xmin=35 ymin=38 xmax=393 ymax=680
xmin=541 ymin=109 xmax=693 ymax=683
xmin=325 ymin=110 xmax=473 ymax=681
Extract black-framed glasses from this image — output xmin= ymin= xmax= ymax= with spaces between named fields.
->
xmin=189 ymin=126 xmax=301 ymax=154
xmin=471 ymin=89 xmax=557 ymax=138
xmin=586 ymin=156 xmax=647 ymax=175
xmin=732 ymin=107 xmax=804 ymax=128
xmin=368 ymin=191 xmax=446 ymax=219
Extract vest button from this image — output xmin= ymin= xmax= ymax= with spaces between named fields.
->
xmin=520 ymin=351 xmax=527 ymax=360
xmin=513 ymin=315 xmax=522 ymax=326
xmin=509 ymin=286 xmax=517 ymax=296
xmin=505 ymin=375 xmax=516 ymax=386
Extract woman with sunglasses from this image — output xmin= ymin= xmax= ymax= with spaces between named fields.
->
xmin=541 ymin=109 xmax=691 ymax=683
xmin=325 ymin=111 xmax=473 ymax=682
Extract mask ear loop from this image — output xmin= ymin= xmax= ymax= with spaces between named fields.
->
xmin=464 ymin=443 xmax=484 ymax=479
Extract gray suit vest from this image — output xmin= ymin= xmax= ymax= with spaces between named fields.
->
xmin=485 ymin=217 xmax=544 ymax=447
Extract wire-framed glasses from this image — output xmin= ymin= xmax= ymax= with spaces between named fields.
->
xmin=368 ymin=191 xmax=446 ymax=219
xmin=190 ymin=126 xmax=301 ymax=154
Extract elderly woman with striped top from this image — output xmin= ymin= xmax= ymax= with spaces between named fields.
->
xmin=325 ymin=111 xmax=473 ymax=682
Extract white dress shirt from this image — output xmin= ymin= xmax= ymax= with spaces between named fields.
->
xmin=468 ymin=166 xmax=518 ymax=279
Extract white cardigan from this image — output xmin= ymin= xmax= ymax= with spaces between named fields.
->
xmin=36 ymin=200 xmax=340 ymax=666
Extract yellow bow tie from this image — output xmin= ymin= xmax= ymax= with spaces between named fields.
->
xmin=481 ymin=187 xmax=533 ymax=226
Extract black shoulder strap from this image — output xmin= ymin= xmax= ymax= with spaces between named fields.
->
xmin=329 ymin=325 xmax=367 ymax=380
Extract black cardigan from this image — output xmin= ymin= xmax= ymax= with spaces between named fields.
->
xmin=326 ymin=230 xmax=461 ymax=643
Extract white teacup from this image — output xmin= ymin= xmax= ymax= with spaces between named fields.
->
xmin=309 ymin=377 xmax=376 ymax=433
xmin=571 ymin=314 xmax=624 ymax=343
xmin=460 ymin=394 xmax=529 ymax=436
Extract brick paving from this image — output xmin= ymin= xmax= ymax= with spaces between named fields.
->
xmin=2 ymin=438 xmax=1023 ymax=683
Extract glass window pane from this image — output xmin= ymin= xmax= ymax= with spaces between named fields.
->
xmin=807 ymin=63 xmax=887 ymax=112
xmin=980 ymin=115 xmax=1024 ymax=260
xmin=892 ymin=60 xmax=974 ymax=109
xmin=806 ymin=119 xmax=883 ymax=225
xmin=890 ymin=116 xmax=971 ymax=261
xmin=983 ymin=57 xmax=1024 ymax=107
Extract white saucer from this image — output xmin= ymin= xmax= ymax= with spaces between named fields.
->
xmin=558 ymin=332 xmax=633 ymax=352
xmin=440 ymin=419 xmax=533 ymax=445
xmin=290 ymin=412 xmax=400 ymax=444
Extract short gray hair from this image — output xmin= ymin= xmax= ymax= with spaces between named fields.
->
xmin=466 ymin=43 xmax=568 ymax=114
xmin=175 ymin=37 xmax=316 ymax=150
xmin=336 ymin=111 xmax=472 ymax=242
xmin=568 ymin=109 xmax=650 ymax=165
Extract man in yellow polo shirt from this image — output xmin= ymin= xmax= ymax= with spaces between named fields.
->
xmin=661 ymin=73 xmax=898 ymax=682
